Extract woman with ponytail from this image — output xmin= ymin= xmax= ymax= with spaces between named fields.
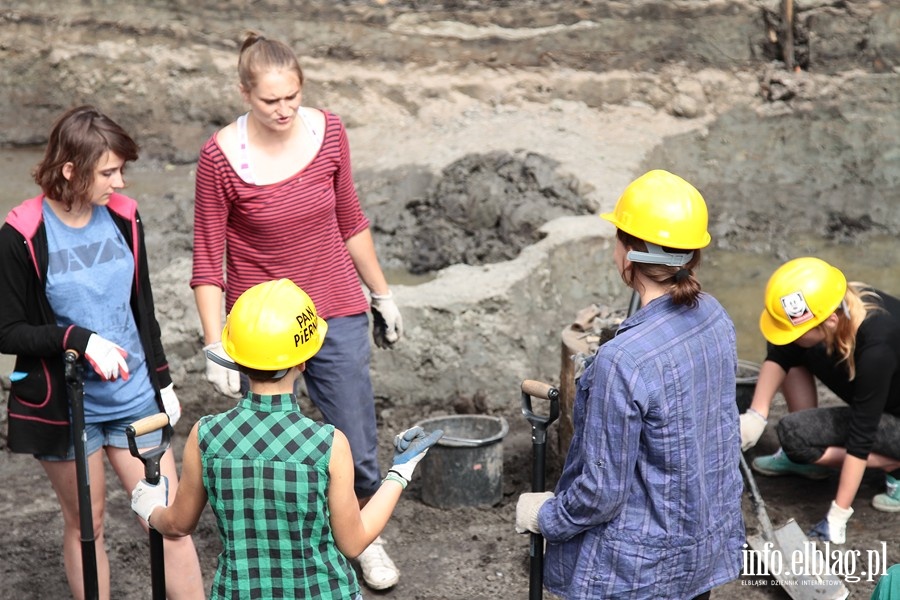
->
xmin=515 ymin=170 xmax=744 ymax=599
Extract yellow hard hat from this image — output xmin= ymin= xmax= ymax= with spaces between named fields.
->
xmin=600 ymin=169 xmax=711 ymax=250
xmin=759 ymin=257 xmax=847 ymax=345
xmin=221 ymin=279 xmax=328 ymax=370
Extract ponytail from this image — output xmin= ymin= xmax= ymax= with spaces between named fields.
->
xmin=616 ymin=229 xmax=702 ymax=307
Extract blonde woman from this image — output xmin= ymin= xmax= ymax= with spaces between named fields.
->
xmin=190 ymin=32 xmax=403 ymax=589
xmin=741 ymin=257 xmax=900 ymax=543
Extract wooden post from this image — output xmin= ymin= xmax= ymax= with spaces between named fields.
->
xmin=782 ymin=0 xmax=794 ymax=71
xmin=558 ymin=326 xmax=586 ymax=458
xmin=557 ymin=307 xmax=625 ymax=463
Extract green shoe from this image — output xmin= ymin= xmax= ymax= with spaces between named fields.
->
xmin=872 ymin=475 xmax=900 ymax=513
xmin=751 ymin=449 xmax=831 ymax=480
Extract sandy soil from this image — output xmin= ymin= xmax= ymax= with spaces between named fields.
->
xmin=1 ymin=1 xmax=898 ymax=599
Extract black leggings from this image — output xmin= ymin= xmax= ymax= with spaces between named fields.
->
xmin=777 ymin=407 xmax=900 ymax=464
xmin=692 ymin=592 xmax=711 ymax=600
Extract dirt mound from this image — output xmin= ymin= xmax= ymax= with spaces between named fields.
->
xmin=370 ymin=151 xmax=596 ymax=273
xmin=1 ymin=1 xmax=898 ymax=599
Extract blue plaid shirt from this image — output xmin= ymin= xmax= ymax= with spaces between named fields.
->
xmin=539 ymin=293 xmax=745 ymax=599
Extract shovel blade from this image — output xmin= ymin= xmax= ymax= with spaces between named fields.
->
xmin=747 ymin=519 xmax=849 ymax=600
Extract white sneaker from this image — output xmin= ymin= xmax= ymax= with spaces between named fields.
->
xmin=357 ymin=535 xmax=399 ymax=590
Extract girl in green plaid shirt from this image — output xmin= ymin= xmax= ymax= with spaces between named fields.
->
xmin=130 ymin=279 xmax=441 ymax=599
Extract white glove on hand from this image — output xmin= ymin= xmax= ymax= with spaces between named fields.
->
xmin=387 ymin=426 xmax=443 ymax=485
xmin=160 ymin=383 xmax=181 ymax=426
xmin=740 ymin=408 xmax=767 ymax=451
xmin=131 ymin=476 xmax=169 ymax=525
xmin=203 ymin=341 xmax=241 ymax=398
xmin=85 ymin=333 xmax=130 ymax=381
xmin=516 ymin=491 xmax=554 ymax=534
xmin=370 ymin=291 xmax=403 ymax=349
xmin=808 ymin=500 xmax=853 ymax=544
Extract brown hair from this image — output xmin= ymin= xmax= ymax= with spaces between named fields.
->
xmin=617 ymin=229 xmax=703 ymax=307
xmin=33 ymin=105 xmax=139 ymax=212
xmin=239 ymin=364 xmax=289 ymax=382
xmin=238 ymin=31 xmax=304 ymax=92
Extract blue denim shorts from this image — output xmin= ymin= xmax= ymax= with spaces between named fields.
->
xmin=35 ymin=405 xmax=164 ymax=462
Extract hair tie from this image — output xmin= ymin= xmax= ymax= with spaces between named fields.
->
xmin=674 ymin=268 xmax=691 ymax=282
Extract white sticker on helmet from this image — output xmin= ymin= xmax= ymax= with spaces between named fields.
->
xmin=780 ymin=291 xmax=815 ymax=326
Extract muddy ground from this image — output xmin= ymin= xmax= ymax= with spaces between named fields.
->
xmin=1 ymin=1 xmax=899 ymax=599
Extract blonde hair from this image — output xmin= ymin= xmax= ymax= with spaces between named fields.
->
xmin=824 ymin=283 xmax=882 ymax=380
xmin=237 ymin=31 xmax=304 ymax=92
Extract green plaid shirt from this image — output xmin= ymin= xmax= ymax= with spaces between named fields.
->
xmin=198 ymin=392 xmax=359 ymax=599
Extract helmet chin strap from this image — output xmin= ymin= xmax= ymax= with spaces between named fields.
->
xmin=206 ymin=347 xmax=290 ymax=379
xmin=626 ymin=242 xmax=694 ymax=267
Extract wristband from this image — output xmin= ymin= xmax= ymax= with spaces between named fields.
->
xmin=747 ymin=407 xmax=767 ymax=422
xmin=384 ymin=470 xmax=408 ymax=489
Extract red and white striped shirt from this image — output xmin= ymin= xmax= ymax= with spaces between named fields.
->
xmin=191 ymin=111 xmax=370 ymax=319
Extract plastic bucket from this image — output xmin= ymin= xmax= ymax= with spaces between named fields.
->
xmin=736 ymin=359 xmax=761 ymax=414
xmin=413 ymin=414 xmax=509 ymax=509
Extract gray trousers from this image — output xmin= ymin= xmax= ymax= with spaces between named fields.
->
xmin=777 ymin=406 xmax=900 ymax=464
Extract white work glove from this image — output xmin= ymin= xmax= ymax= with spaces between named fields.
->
xmin=386 ymin=426 xmax=443 ymax=487
xmin=740 ymin=408 xmax=767 ymax=451
xmin=516 ymin=491 xmax=554 ymax=534
xmin=85 ymin=333 xmax=130 ymax=381
xmin=160 ymin=383 xmax=181 ymax=426
xmin=131 ymin=476 xmax=169 ymax=525
xmin=370 ymin=291 xmax=403 ymax=349
xmin=808 ymin=500 xmax=854 ymax=544
xmin=203 ymin=341 xmax=241 ymax=398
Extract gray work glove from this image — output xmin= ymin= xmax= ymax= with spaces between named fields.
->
xmin=386 ymin=426 xmax=443 ymax=487
xmin=516 ymin=491 xmax=554 ymax=534
xmin=370 ymin=291 xmax=403 ymax=349
xmin=131 ymin=475 xmax=169 ymax=525
xmin=85 ymin=333 xmax=130 ymax=381
xmin=203 ymin=341 xmax=241 ymax=398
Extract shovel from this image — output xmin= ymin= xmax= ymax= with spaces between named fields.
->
xmin=739 ymin=452 xmax=849 ymax=599
xmin=521 ymin=379 xmax=560 ymax=600
xmin=65 ymin=350 xmax=99 ymax=600
xmin=126 ymin=412 xmax=173 ymax=600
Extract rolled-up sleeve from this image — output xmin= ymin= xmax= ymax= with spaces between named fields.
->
xmin=539 ymin=349 xmax=646 ymax=542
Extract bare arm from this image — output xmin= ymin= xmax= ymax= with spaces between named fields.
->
xmin=834 ymin=454 xmax=866 ymax=509
xmin=148 ymin=422 xmax=209 ymax=536
xmin=327 ymin=430 xmax=402 ymax=557
xmin=748 ymin=360 xmax=787 ymax=418
xmin=193 ymin=284 xmax=225 ymax=345
xmin=345 ymin=228 xmax=390 ymax=296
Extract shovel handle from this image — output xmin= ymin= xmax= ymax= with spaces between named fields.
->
xmin=522 ymin=379 xmax=558 ymax=401
xmin=521 ymin=380 xmax=560 ymax=435
xmin=126 ymin=414 xmax=174 ymax=486
xmin=125 ymin=413 xmax=170 ymax=600
xmin=521 ymin=379 xmax=560 ymax=600
xmin=127 ymin=413 xmax=170 ymax=437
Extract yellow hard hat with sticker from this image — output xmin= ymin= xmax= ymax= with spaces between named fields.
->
xmin=759 ymin=257 xmax=847 ymax=345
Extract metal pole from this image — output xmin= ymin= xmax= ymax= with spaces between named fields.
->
xmin=521 ymin=380 xmax=560 ymax=600
xmin=65 ymin=351 xmax=98 ymax=600
xmin=126 ymin=413 xmax=172 ymax=600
